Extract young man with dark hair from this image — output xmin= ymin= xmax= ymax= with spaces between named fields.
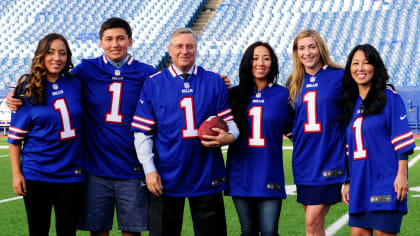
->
xmin=72 ymin=17 xmax=156 ymax=236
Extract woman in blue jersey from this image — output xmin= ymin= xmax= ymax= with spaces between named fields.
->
xmin=341 ymin=44 xmax=415 ymax=235
xmin=8 ymin=33 xmax=84 ymax=235
xmin=285 ymin=29 xmax=347 ymax=235
xmin=227 ymin=42 xmax=294 ymax=236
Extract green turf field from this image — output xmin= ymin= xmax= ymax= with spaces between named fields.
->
xmin=0 ymin=138 xmax=419 ymax=235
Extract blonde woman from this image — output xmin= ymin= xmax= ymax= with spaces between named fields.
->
xmin=286 ymin=29 xmax=347 ymax=235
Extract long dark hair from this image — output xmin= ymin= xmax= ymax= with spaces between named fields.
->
xmin=341 ymin=44 xmax=393 ymax=125
xmin=229 ymin=41 xmax=279 ymax=136
xmin=15 ymin=33 xmax=73 ymax=104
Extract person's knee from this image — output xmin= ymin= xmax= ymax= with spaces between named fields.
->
xmin=305 ymin=214 xmax=324 ymax=232
xmin=258 ymin=218 xmax=278 ymax=235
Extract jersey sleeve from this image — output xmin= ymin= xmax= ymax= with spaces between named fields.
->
xmin=71 ymin=62 xmax=87 ymax=83
xmin=283 ymin=103 xmax=295 ymax=135
xmin=388 ymin=92 xmax=415 ymax=154
xmin=8 ymin=104 xmax=31 ymax=145
xmin=131 ymin=78 xmax=156 ymax=135
xmin=216 ymin=75 xmax=234 ymax=122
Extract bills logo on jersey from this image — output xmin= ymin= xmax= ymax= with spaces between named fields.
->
xmin=182 ymin=88 xmax=193 ymax=94
xmin=52 ymin=90 xmax=64 ymax=96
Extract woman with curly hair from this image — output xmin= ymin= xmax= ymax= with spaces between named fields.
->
xmin=8 ymin=33 xmax=84 ymax=235
xmin=285 ymin=29 xmax=347 ymax=235
xmin=226 ymin=41 xmax=294 ymax=235
xmin=341 ymin=44 xmax=415 ymax=235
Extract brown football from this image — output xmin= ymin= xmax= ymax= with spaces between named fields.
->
xmin=198 ymin=116 xmax=228 ymax=141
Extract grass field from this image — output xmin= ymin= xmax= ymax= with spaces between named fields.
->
xmin=0 ymin=138 xmax=419 ymax=235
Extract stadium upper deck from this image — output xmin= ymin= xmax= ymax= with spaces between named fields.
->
xmin=0 ymin=0 xmax=418 ymax=88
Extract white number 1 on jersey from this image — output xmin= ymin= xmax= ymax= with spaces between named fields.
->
xmin=106 ymin=82 xmax=123 ymax=123
xmin=303 ymin=91 xmax=321 ymax=133
xmin=53 ymin=98 xmax=76 ymax=140
xmin=352 ymin=117 xmax=367 ymax=160
xmin=248 ymin=106 xmax=265 ymax=147
xmin=180 ymin=97 xmax=198 ymax=138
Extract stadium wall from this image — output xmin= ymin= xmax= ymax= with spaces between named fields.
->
xmin=397 ymin=87 xmax=420 ymax=134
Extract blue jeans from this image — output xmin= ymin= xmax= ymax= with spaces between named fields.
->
xmin=232 ymin=197 xmax=282 ymax=236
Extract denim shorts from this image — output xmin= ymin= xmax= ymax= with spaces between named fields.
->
xmin=296 ymin=183 xmax=342 ymax=205
xmin=78 ymin=174 xmax=150 ymax=232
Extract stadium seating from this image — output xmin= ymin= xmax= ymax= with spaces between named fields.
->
xmin=196 ymin=0 xmax=419 ymax=86
xmin=0 ymin=0 xmax=418 ymax=88
xmin=0 ymin=0 xmax=205 ymax=88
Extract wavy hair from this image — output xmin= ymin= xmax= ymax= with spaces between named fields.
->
xmin=285 ymin=29 xmax=342 ymax=107
xmin=341 ymin=44 xmax=392 ymax=125
xmin=229 ymin=41 xmax=279 ymax=136
xmin=15 ymin=33 xmax=73 ymax=104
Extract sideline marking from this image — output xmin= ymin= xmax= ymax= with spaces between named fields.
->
xmin=0 ymin=196 xmax=22 ymax=204
xmin=326 ymin=152 xmax=420 ymax=236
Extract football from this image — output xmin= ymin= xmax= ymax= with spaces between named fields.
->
xmin=198 ymin=116 xmax=228 ymax=141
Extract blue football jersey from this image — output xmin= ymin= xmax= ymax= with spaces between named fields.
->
xmin=226 ymin=84 xmax=294 ymax=198
xmin=131 ymin=65 xmax=233 ymax=197
xmin=345 ymin=88 xmax=415 ymax=214
xmin=8 ymin=75 xmax=84 ymax=183
xmin=72 ymin=55 xmax=156 ymax=179
xmin=292 ymin=66 xmax=347 ymax=185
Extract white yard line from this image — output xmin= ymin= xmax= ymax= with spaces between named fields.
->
xmin=326 ymin=213 xmax=349 ymax=236
xmin=0 ymin=196 xmax=22 ymax=204
xmin=326 ymin=152 xmax=420 ymax=236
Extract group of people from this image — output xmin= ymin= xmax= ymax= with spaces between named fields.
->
xmin=7 ymin=16 xmax=415 ymax=236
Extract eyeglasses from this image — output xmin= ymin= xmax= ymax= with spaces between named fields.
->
xmin=171 ymin=44 xmax=196 ymax=51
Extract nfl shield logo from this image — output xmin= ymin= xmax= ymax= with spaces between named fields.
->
xmin=115 ymin=70 xmax=121 ymax=76
xmin=310 ymin=76 xmax=316 ymax=83
xmin=52 ymin=84 xmax=59 ymax=90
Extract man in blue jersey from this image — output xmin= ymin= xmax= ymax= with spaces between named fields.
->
xmin=131 ymin=27 xmax=239 ymax=236
xmin=7 ymin=17 xmax=155 ymax=236
xmin=72 ymin=17 xmax=156 ymax=236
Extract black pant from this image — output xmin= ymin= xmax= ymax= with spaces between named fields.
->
xmin=149 ymin=192 xmax=227 ymax=236
xmin=23 ymin=180 xmax=84 ymax=236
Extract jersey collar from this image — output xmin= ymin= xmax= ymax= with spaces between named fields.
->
xmin=102 ymin=54 xmax=133 ymax=68
xmin=169 ymin=64 xmax=197 ymax=79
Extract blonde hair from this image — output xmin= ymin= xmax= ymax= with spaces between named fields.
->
xmin=285 ymin=29 xmax=342 ymax=107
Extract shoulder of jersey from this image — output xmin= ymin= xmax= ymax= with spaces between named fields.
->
xmin=149 ymin=71 xmax=162 ymax=79
xmin=80 ymin=57 xmax=98 ymax=63
xmin=199 ymin=66 xmax=220 ymax=79
xmin=132 ymin=59 xmax=153 ymax=68
xmin=385 ymin=86 xmax=399 ymax=95
xmin=272 ymin=83 xmax=288 ymax=92
xmin=77 ymin=57 xmax=100 ymax=69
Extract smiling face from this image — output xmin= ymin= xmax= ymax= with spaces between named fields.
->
xmin=350 ymin=50 xmax=374 ymax=90
xmin=100 ymin=27 xmax=132 ymax=62
xmin=168 ymin=33 xmax=197 ymax=73
xmin=252 ymin=46 xmax=271 ymax=82
xmin=44 ymin=39 xmax=67 ymax=82
xmin=297 ymin=36 xmax=322 ymax=75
